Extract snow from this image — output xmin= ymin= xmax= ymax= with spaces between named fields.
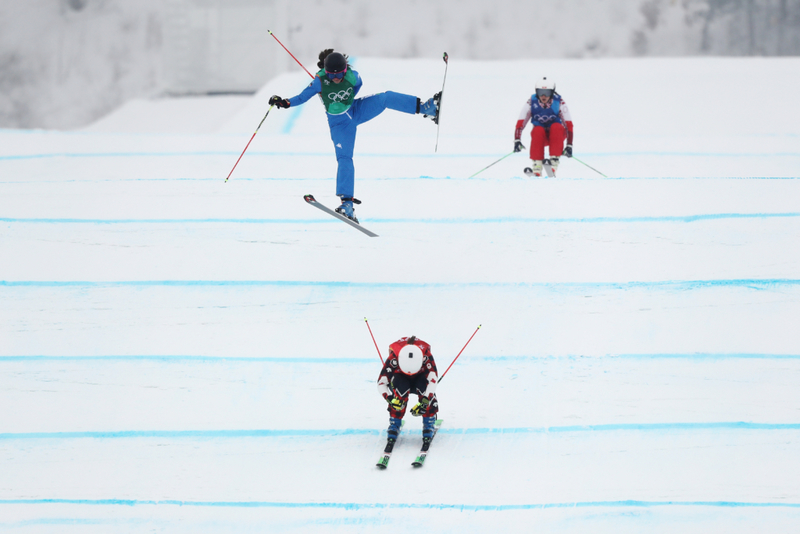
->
xmin=1 ymin=56 xmax=800 ymax=532
xmin=5 ymin=0 xmax=798 ymax=130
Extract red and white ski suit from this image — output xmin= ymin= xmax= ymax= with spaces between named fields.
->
xmin=514 ymin=95 xmax=574 ymax=160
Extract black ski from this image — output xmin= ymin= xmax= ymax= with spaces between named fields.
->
xmin=411 ymin=419 xmax=443 ymax=468
xmin=376 ymin=420 xmax=405 ymax=469
xmin=303 ymin=194 xmax=378 ymax=237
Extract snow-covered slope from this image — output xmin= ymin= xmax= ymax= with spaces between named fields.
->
xmin=1 ymin=57 xmax=799 ymax=532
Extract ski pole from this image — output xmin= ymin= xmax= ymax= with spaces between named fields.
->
xmin=224 ymin=105 xmax=274 ymax=182
xmin=435 ymin=52 xmax=449 ymax=153
xmin=268 ymin=30 xmax=314 ymax=79
xmin=571 ymin=155 xmax=607 ymax=178
xmin=468 ymin=152 xmax=515 ymax=179
xmin=227 ymin=31 xmax=313 ymax=182
xmin=440 ymin=325 xmax=481 ymax=382
xmin=364 ymin=318 xmax=384 ymax=365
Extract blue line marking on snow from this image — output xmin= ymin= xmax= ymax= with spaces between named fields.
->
xmin=2 ymin=279 xmax=799 ymax=290
xmin=0 ymin=519 xmax=112 ymax=527
xmin=0 ymin=498 xmax=798 ymax=510
xmin=2 ymin=150 xmax=800 ymax=161
xmin=454 ymin=422 xmax=800 ymax=433
xmin=0 ymin=217 xmax=329 ymax=224
xmin=0 ymin=176 xmax=797 ymax=185
xmin=0 ymin=355 xmax=372 ymax=363
xmin=2 ymin=212 xmax=800 ymax=224
xmin=2 ymin=422 xmax=798 ymax=441
xmin=2 ymin=353 xmax=799 ymax=363
xmin=480 ymin=353 xmax=800 ymax=362
xmin=0 ymin=429 xmax=379 ymax=440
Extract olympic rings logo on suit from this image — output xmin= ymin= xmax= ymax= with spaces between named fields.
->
xmin=328 ymin=88 xmax=353 ymax=102
xmin=533 ymin=114 xmax=557 ymax=124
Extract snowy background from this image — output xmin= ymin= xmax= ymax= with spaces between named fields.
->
xmin=2 ymin=53 xmax=800 ymax=531
xmin=2 ymin=0 xmax=800 ymax=129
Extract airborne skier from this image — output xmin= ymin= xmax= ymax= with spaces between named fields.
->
xmin=376 ymin=335 xmax=439 ymax=468
xmin=513 ymin=77 xmax=574 ymax=177
xmin=269 ymin=49 xmax=440 ymax=223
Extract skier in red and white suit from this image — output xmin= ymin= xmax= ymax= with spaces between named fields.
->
xmin=377 ymin=335 xmax=438 ymax=445
xmin=513 ymin=77 xmax=574 ymax=177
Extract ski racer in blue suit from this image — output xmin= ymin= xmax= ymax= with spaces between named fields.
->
xmin=269 ymin=49 xmax=440 ymax=223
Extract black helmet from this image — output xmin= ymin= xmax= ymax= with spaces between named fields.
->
xmin=324 ymin=52 xmax=348 ymax=74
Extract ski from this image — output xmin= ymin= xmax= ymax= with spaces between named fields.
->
xmin=411 ymin=419 xmax=443 ymax=468
xmin=303 ymin=194 xmax=378 ymax=237
xmin=376 ymin=440 xmax=395 ymax=469
xmin=523 ymin=159 xmax=554 ymax=178
xmin=543 ymin=158 xmax=555 ymax=178
xmin=376 ymin=420 xmax=405 ymax=469
xmin=434 ymin=52 xmax=448 ymax=152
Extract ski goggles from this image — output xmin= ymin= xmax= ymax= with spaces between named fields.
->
xmin=536 ymin=88 xmax=554 ymax=99
xmin=326 ymin=67 xmax=347 ymax=80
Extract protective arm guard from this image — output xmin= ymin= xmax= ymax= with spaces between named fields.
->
xmin=377 ymin=375 xmax=392 ymax=398
xmin=419 ymin=371 xmax=438 ymax=399
xmin=514 ymin=99 xmax=532 ymax=140
xmin=559 ymin=100 xmax=574 ymax=145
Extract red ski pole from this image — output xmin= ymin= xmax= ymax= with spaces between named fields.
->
xmin=268 ymin=30 xmax=314 ymax=79
xmin=440 ymin=325 xmax=481 ymax=382
xmin=364 ymin=318 xmax=384 ymax=365
xmin=225 ymin=31 xmax=315 ymax=182
xmin=224 ymin=105 xmax=274 ymax=182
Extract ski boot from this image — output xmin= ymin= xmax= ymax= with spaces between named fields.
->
xmin=549 ymin=156 xmax=560 ymax=174
xmin=419 ymin=92 xmax=441 ymax=124
xmin=385 ymin=416 xmax=402 ymax=453
xmin=334 ymin=197 xmax=361 ymax=223
xmin=524 ymin=160 xmax=544 ymax=177
xmin=421 ymin=416 xmax=437 ymax=452
xmin=377 ymin=417 xmax=402 ymax=469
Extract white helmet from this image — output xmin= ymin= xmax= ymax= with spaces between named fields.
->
xmin=397 ymin=343 xmax=424 ymax=375
xmin=535 ymin=77 xmax=555 ymax=99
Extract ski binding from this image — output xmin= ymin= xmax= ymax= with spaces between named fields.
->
xmin=523 ymin=159 xmax=555 ymax=178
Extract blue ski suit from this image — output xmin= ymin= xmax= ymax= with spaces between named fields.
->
xmin=288 ymin=69 xmax=418 ymax=199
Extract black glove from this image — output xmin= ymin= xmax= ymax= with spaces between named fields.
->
xmin=514 ymin=140 xmax=525 ymax=153
xmin=269 ymin=95 xmax=290 ymax=109
xmin=564 ymin=144 xmax=573 ymax=158
xmin=410 ymin=396 xmax=430 ymax=416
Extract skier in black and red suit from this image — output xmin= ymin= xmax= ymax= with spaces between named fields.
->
xmin=377 ymin=335 xmax=439 ymax=448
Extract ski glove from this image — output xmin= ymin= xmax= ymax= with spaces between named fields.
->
xmin=386 ymin=395 xmax=406 ymax=411
xmin=410 ymin=397 xmax=430 ymax=417
xmin=564 ymin=144 xmax=573 ymax=158
xmin=514 ymin=140 xmax=525 ymax=153
xmin=269 ymin=95 xmax=290 ymax=109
